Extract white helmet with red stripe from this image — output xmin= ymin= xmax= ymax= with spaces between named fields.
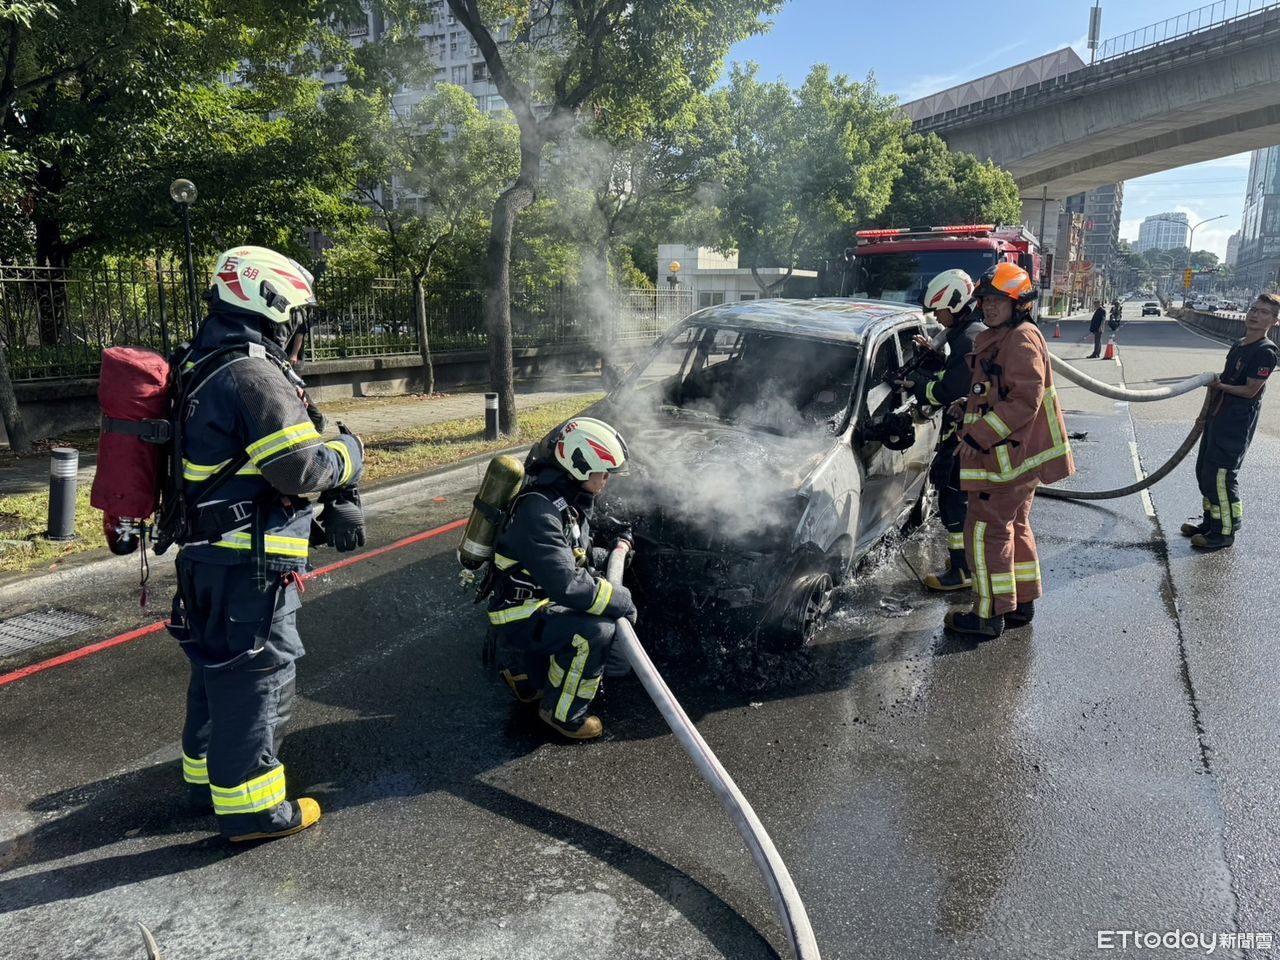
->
xmin=922 ymin=269 xmax=975 ymax=315
xmin=209 ymin=246 xmax=317 ymax=324
xmin=554 ymin=417 xmax=629 ymax=481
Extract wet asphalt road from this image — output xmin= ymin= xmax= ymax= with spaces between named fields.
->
xmin=1 ymin=307 xmax=1277 ymax=959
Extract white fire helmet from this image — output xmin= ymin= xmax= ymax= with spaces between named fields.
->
xmin=922 ymin=269 xmax=975 ymax=314
xmin=208 ymin=246 xmax=317 ymax=324
xmin=554 ymin=418 xmax=630 ymax=481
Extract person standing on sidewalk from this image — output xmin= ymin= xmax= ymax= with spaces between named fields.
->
xmin=1087 ymin=301 xmax=1106 ymax=358
xmin=1182 ymin=293 xmax=1280 ymax=551
xmin=945 ymin=263 xmax=1075 ymax=642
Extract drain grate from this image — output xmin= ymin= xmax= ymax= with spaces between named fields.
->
xmin=0 ymin=609 xmax=108 ymax=658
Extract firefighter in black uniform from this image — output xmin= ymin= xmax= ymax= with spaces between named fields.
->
xmin=1182 ymin=293 xmax=1280 ymax=551
xmin=897 ymin=269 xmax=981 ymax=590
xmin=488 ymin=418 xmax=636 ymax=740
xmin=168 ymin=246 xmax=365 ymax=842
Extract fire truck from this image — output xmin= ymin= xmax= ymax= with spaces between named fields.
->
xmin=820 ymin=224 xmax=1044 ymax=320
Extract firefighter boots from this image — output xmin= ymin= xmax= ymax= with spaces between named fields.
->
xmin=1190 ymin=531 xmax=1234 ymax=551
xmin=1004 ymin=601 xmax=1035 ymax=626
xmin=943 ymin=610 xmax=1005 ymax=641
xmin=924 ymin=550 xmax=972 ymax=592
xmin=228 ymin=797 xmax=322 ymax=843
xmin=539 ymin=707 xmax=604 ymax=741
xmin=500 ymin=669 xmax=543 ymax=704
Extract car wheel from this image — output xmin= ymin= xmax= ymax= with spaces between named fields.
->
xmin=769 ymin=571 xmax=834 ymax=651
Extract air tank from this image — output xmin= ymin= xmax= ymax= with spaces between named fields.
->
xmin=458 ymin=455 xmax=526 ymax=569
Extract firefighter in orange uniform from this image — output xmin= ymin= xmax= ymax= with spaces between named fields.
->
xmin=945 ymin=263 xmax=1075 ymax=641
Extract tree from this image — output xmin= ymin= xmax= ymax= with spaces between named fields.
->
xmin=1 ymin=0 xmax=371 ymax=273
xmin=352 ymin=83 xmax=518 ymax=392
xmin=713 ymin=64 xmax=908 ymax=295
xmin=445 ymin=0 xmax=782 ymax=434
xmin=874 ymin=133 xmax=1021 ymax=229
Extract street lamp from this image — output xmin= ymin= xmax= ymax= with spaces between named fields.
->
xmin=169 ymin=178 xmax=199 ymax=335
xmin=1152 ymin=213 xmax=1227 ymax=289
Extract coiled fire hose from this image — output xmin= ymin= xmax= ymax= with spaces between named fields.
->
xmin=1037 ymin=356 xmax=1216 ymax=500
xmin=605 ymin=545 xmax=821 ymax=960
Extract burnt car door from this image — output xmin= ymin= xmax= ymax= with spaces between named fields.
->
xmin=893 ymin=320 xmax=938 ymax=510
xmin=853 ymin=331 xmax=906 ymax=552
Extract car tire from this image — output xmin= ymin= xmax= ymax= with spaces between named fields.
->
xmin=768 ymin=570 xmax=834 ymax=651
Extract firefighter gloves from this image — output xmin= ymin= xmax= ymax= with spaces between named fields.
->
xmin=318 ymin=488 xmax=366 ymax=552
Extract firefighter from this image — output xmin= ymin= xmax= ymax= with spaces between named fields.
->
xmin=489 ymin=418 xmax=637 ymax=740
xmin=171 ymin=246 xmax=365 ymax=842
xmin=896 ymin=269 xmax=981 ymax=590
xmin=945 ymin=263 xmax=1075 ymax=642
xmin=1182 ymin=293 xmax=1280 ymax=550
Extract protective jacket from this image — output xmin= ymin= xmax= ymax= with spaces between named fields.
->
xmin=177 ymin=308 xmax=362 ymax=569
xmin=957 ymin=320 xmax=1074 ymax=490
xmin=488 ymin=467 xmax=636 ymax=628
xmin=912 ymin=316 xmax=979 ymax=411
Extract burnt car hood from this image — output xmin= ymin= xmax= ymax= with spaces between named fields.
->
xmin=601 ymin=415 xmax=831 ymax=552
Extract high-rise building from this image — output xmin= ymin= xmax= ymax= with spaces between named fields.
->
xmin=1225 ymin=229 xmax=1242 ymax=267
xmin=1063 ymin=183 xmax=1124 ymax=294
xmin=1135 ymin=212 xmax=1190 ymax=253
xmin=1236 ymin=146 xmax=1280 ymax=292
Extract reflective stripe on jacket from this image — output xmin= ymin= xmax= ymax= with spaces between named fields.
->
xmin=957 ymin=320 xmax=1075 ymax=490
xmin=487 ymin=474 xmax=636 ymax=627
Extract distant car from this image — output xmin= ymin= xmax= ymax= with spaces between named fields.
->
xmin=592 ymin=298 xmax=943 ymax=650
xmin=1142 ymin=302 xmax=1161 ymax=316
xmin=1220 ymin=299 xmax=1240 ymax=311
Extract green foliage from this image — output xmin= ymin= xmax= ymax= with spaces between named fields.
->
xmin=713 ymin=63 xmax=908 ymax=290
xmin=874 ymin=133 xmax=1022 ymax=229
xmin=352 ymin=82 xmax=519 ymax=279
xmin=1 ymin=0 xmax=374 ymax=265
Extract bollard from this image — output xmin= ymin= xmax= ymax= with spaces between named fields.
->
xmin=46 ymin=447 xmax=79 ymax=541
xmin=484 ymin=392 xmax=499 ymax=441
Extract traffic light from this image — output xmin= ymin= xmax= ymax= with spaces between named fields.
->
xmin=1183 ymin=268 xmax=1194 ymax=289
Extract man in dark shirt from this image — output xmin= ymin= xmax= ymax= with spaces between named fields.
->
xmin=1182 ymin=293 xmax=1280 ymax=550
xmin=1087 ymin=301 xmax=1106 ymax=358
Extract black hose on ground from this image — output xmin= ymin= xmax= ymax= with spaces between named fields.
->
xmin=1037 ymin=391 xmax=1212 ymax=501
xmin=605 ymin=545 xmax=821 ymax=960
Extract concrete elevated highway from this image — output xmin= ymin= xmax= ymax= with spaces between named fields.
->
xmin=905 ymin=2 xmax=1280 ymax=233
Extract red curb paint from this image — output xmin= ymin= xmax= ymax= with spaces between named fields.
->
xmin=0 ymin=517 xmax=467 ymax=688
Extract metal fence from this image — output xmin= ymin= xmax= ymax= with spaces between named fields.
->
xmin=0 ymin=263 xmax=695 ymax=381
xmin=0 ymin=263 xmax=200 ymax=380
xmin=1094 ymin=0 xmax=1279 ymax=62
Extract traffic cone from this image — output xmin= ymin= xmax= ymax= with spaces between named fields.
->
xmin=1103 ymin=335 xmax=1116 ymax=360
xmin=1053 ymin=322 xmax=1062 ymax=339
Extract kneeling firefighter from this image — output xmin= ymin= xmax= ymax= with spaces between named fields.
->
xmin=166 ymin=246 xmax=365 ymax=842
xmin=896 ymin=268 xmax=981 ymax=591
xmin=946 ymin=263 xmax=1074 ymax=642
xmin=487 ymin=418 xmax=637 ymax=740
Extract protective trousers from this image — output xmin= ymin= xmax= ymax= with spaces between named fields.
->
xmin=171 ymin=556 xmax=306 ymax=838
xmin=1195 ymin=407 xmax=1258 ymax=537
xmin=500 ymin=607 xmax=617 ymax=725
xmin=930 ymin=437 xmax=968 ymax=572
xmin=964 ymin=481 xmax=1041 ymax=618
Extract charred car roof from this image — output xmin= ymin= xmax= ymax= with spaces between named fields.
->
xmin=683 ymin=297 xmax=924 ymax=344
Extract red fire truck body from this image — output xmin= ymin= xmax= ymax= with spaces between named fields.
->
xmin=825 ymin=224 xmax=1043 ymax=319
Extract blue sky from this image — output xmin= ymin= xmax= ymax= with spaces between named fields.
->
xmin=727 ymin=0 xmax=1259 ymax=258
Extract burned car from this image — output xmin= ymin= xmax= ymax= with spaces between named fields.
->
xmin=592 ymin=298 xmax=942 ymax=650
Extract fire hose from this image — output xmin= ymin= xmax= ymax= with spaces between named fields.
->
xmin=605 ymin=544 xmax=821 ymax=960
xmin=1037 ymin=356 xmax=1216 ymax=501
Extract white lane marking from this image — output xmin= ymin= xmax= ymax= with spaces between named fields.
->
xmin=1175 ymin=318 xmax=1232 ymax=346
xmin=1130 ymin=440 xmax=1157 ymax=519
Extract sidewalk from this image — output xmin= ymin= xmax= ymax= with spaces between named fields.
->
xmin=0 ymin=379 xmax=599 ymax=497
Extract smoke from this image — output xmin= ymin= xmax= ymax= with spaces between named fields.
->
xmin=597 ymin=323 xmax=861 ymax=549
